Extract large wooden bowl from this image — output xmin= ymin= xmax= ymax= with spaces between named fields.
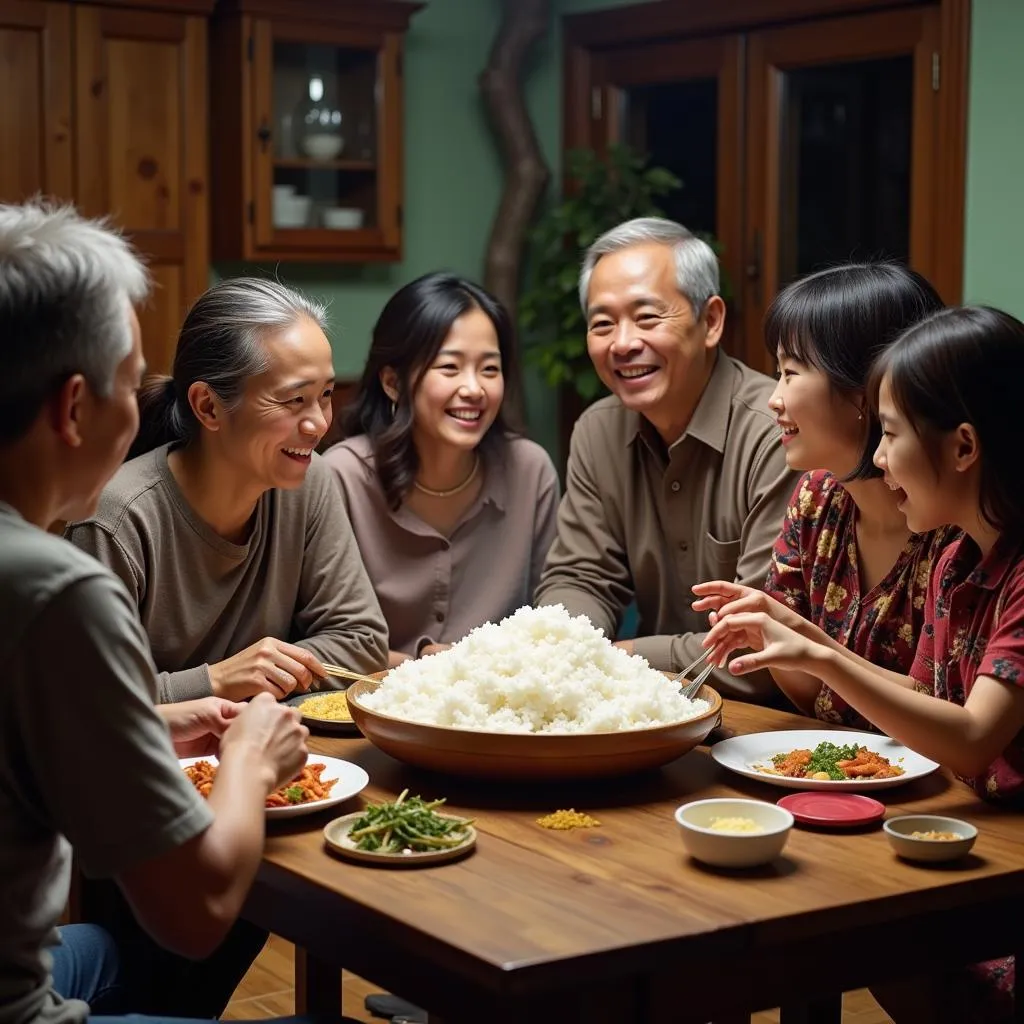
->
xmin=346 ymin=677 xmax=722 ymax=780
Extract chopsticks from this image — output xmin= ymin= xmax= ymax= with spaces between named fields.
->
xmin=320 ymin=663 xmax=380 ymax=685
xmin=674 ymin=647 xmax=711 ymax=683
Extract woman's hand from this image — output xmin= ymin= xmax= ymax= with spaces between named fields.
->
xmin=702 ymin=611 xmax=824 ymax=676
xmin=218 ymin=692 xmax=309 ymax=793
xmin=207 ymin=638 xmax=327 ymax=701
xmin=692 ymin=581 xmax=818 ymax=638
xmin=160 ymin=697 xmax=243 ymax=758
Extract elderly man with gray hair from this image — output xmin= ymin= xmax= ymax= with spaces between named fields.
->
xmin=535 ymin=217 xmax=796 ymax=702
xmin=0 ymin=199 xmax=359 ymax=1024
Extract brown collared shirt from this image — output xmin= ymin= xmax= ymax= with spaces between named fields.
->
xmin=324 ymin=435 xmax=560 ymax=656
xmin=535 ymin=354 xmax=797 ymax=701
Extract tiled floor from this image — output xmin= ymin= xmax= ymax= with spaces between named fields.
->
xmin=223 ymin=934 xmax=894 ymax=1022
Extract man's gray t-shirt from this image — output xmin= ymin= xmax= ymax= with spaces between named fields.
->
xmin=0 ymin=503 xmax=214 ymax=1024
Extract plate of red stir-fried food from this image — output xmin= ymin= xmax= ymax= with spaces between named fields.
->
xmin=180 ymin=754 xmax=369 ymax=818
xmin=711 ymin=730 xmax=940 ymax=791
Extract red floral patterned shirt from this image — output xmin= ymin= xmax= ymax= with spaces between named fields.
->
xmin=910 ymin=533 xmax=1024 ymax=805
xmin=765 ymin=471 xmax=956 ymax=729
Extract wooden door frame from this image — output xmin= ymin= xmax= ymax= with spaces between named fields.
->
xmin=564 ymin=0 xmax=971 ymax=318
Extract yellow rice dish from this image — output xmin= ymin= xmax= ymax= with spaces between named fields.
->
xmin=300 ymin=691 xmax=352 ymax=722
xmin=709 ymin=816 xmax=764 ymax=834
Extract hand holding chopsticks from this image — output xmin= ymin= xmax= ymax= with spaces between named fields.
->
xmin=319 ymin=663 xmax=381 ymax=686
xmin=670 ymin=648 xmax=715 ymax=699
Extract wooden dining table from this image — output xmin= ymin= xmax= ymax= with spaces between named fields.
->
xmin=244 ymin=700 xmax=1024 ymax=1023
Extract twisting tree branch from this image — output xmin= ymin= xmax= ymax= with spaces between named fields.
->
xmin=479 ymin=0 xmax=552 ymax=324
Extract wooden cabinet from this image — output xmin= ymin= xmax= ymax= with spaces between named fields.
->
xmin=73 ymin=2 xmax=211 ymax=374
xmin=209 ymin=0 xmax=421 ymax=263
xmin=0 ymin=0 xmax=212 ymax=375
xmin=0 ymin=2 xmax=72 ymax=202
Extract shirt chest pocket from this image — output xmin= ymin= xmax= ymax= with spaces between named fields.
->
xmin=702 ymin=532 xmax=742 ymax=579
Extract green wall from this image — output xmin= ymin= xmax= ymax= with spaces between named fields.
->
xmin=215 ymin=0 xmax=1021 ymax=458
xmin=962 ymin=0 xmax=1024 ymax=319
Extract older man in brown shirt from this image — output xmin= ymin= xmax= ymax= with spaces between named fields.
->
xmin=535 ymin=217 xmax=796 ymax=702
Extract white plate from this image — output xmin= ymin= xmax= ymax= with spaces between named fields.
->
xmin=179 ymin=754 xmax=369 ymax=818
xmin=710 ymin=730 xmax=940 ymax=791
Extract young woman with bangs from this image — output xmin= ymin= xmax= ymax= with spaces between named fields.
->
xmin=693 ymin=263 xmax=956 ymax=727
xmin=701 ymin=305 xmax=1024 ymax=1021
xmin=324 ymin=272 xmax=559 ymax=666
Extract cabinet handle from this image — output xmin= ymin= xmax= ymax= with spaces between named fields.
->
xmin=257 ymin=119 xmax=272 ymax=151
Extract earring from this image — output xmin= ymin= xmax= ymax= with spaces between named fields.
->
xmin=858 ymin=412 xmax=863 ymax=421
xmin=390 ymin=401 xmax=396 ymax=419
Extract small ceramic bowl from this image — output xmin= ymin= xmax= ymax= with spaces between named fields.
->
xmin=675 ymin=798 xmax=793 ymax=868
xmin=883 ymin=815 xmax=977 ymax=862
xmin=302 ymin=133 xmax=344 ymax=161
xmin=322 ymin=207 xmax=364 ymax=230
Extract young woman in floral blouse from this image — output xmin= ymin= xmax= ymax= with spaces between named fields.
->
xmin=694 ymin=262 xmax=954 ymax=727
xmin=702 ymin=306 xmax=1024 ymax=1021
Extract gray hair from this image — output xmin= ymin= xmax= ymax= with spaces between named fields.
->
xmin=579 ymin=217 xmax=719 ymax=316
xmin=0 ymin=200 xmax=149 ymax=443
xmin=132 ymin=276 xmax=329 ymax=457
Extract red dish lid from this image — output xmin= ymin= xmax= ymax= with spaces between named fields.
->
xmin=778 ymin=792 xmax=886 ymax=828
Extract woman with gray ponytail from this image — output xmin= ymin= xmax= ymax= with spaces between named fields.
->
xmin=66 ymin=277 xmax=389 ymax=705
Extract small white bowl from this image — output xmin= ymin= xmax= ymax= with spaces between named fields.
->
xmin=272 ymin=184 xmax=296 ymax=200
xmin=272 ymin=193 xmax=311 ymax=228
xmin=675 ymin=798 xmax=793 ymax=868
xmin=883 ymin=815 xmax=977 ymax=862
xmin=322 ymin=207 xmax=364 ymax=230
xmin=302 ymin=133 xmax=344 ymax=161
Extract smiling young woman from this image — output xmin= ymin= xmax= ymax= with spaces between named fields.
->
xmin=323 ymin=272 xmax=559 ymax=667
xmin=692 ymin=262 xmax=956 ymax=728
xmin=699 ymin=305 xmax=1024 ymax=1023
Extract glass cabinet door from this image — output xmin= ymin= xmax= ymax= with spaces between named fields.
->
xmin=251 ymin=23 xmax=400 ymax=255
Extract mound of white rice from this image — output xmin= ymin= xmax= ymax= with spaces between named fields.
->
xmin=359 ymin=605 xmax=710 ymax=733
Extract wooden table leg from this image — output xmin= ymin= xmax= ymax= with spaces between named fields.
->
xmin=779 ymin=994 xmax=843 ymax=1024
xmin=294 ymin=946 xmax=343 ymax=1021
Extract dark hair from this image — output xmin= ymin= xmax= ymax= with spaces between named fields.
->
xmin=868 ymin=305 xmax=1024 ymax=536
xmin=764 ymin=262 xmax=944 ymax=480
xmin=343 ymin=272 xmax=521 ymax=510
xmin=128 ymin=278 xmax=327 ymax=460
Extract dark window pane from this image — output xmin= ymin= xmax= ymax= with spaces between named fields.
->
xmin=779 ymin=56 xmax=912 ymax=282
xmin=621 ymin=78 xmax=718 ymax=237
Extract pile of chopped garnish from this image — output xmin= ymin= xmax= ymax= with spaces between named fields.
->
xmin=536 ymin=809 xmax=601 ymax=830
xmin=795 ymin=741 xmax=861 ymax=781
xmin=348 ymin=789 xmax=473 ymax=854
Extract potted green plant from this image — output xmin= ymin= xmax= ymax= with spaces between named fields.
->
xmin=518 ymin=144 xmax=684 ymax=403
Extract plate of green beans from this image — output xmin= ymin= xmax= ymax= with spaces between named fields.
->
xmin=324 ymin=789 xmax=477 ymax=866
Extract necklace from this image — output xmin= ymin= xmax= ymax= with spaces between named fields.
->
xmin=414 ymin=455 xmax=480 ymax=498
